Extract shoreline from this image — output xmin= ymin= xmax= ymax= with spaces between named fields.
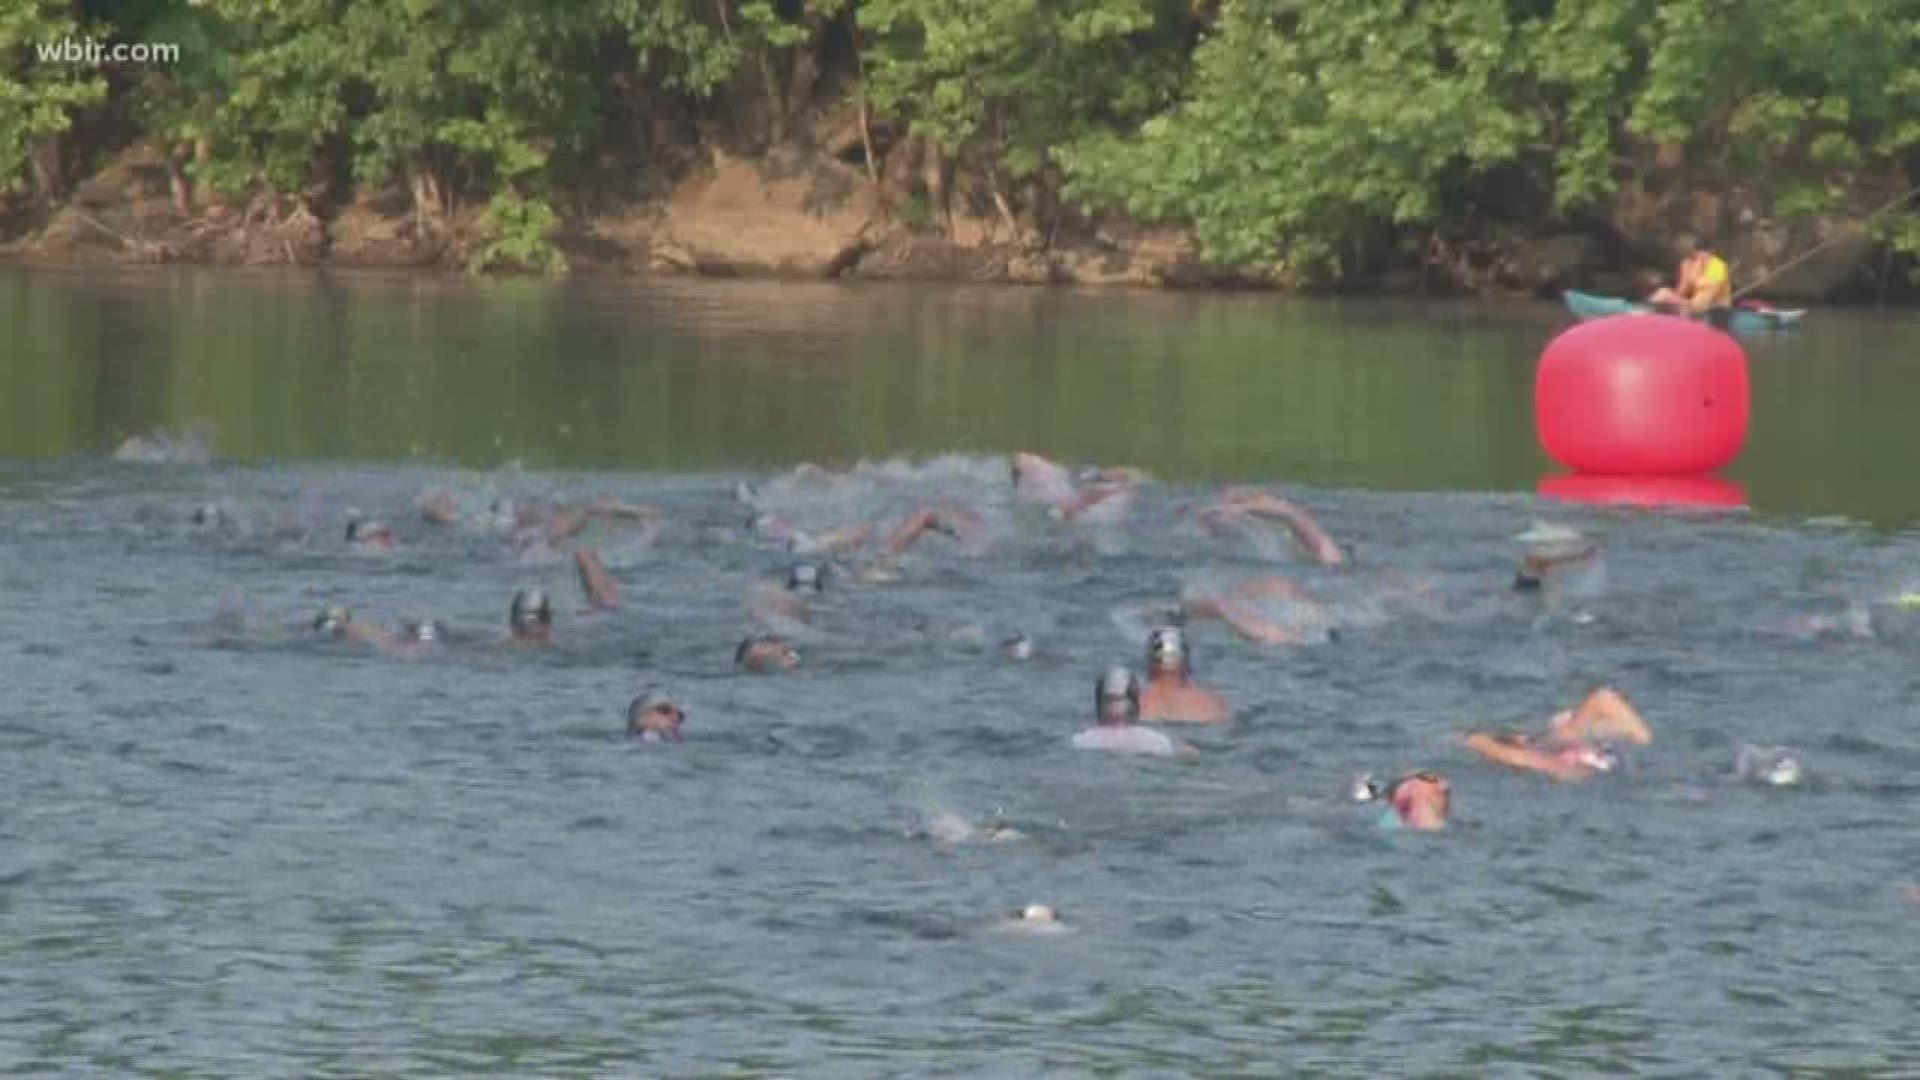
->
xmin=6 ymin=145 xmax=1906 ymax=304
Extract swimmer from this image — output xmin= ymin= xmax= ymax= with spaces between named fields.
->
xmin=1462 ymin=688 xmax=1642 ymax=781
xmin=1546 ymin=687 xmax=1652 ymax=746
xmin=879 ymin=504 xmax=988 ymax=558
xmin=736 ymin=633 xmax=801 ymax=672
xmin=508 ymin=589 xmax=555 ymax=646
xmin=575 ymin=549 xmax=622 ymax=612
xmin=1179 ymin=578 xmax=1334 ymax=646
xmin=1461 ymin=731 xmax=1621 ymax=782
xmin=749 ymin=563 xmax=824 ymax=626
xmin=1011 ymin=451 xmax=1136 ymax=522
xmin=416 ymin=488 xmax=462 ymax=527
xmin=990 ymin=904 xmax=1067 ymax=936
xmin=310 ymin=604 xmax=401 ymax=652
xmin=1072 ymin=667 xmax=1192 ymax=756
xmin=1352 ymin=771 xmax=1451 ymax=831
xmin=1138 ymin=627 xmax=1230 ymax=724
xmin=345 ymin=513 xmax=397 ymax=551
xmin=1512 ymin=522 xmax=1600 ymax=592
xmin=1734 ymin=744 xmax=1803 ymax=787
xmin=626 ymin=690 xmax=686 ymax=742
xmin=398 ymin=618 xmax=442 ymax=650
xmin=1002 ymin=632 xmax=1034 ymax=662
xmin=1199 ymin=487 xmax=1344 ymax=567
xmin=910 ymin=811 xmax=1025 ymax=846
xmin=503 ymin=494 xmax=664 ymax=544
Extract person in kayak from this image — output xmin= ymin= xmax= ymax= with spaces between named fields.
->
xmin=1648 ymin=234 xmax=1732 ymax=314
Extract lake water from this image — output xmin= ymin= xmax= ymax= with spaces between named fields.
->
xmin=2 ymin=268 xmax=1918 ymax=1076
xmin=5 ymin=267 xmax=1919 ymax=524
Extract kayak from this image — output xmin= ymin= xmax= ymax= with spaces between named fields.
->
xmin=1562 ymin=290 xmax=1806 ymax=333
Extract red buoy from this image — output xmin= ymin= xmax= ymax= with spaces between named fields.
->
xmin=1536 ymin=315 xmax=1749 ymax=476
xmin=1538 ymin=473 xmax=1747 ymax=510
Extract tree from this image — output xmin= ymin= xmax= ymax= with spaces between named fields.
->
xmin=0 ymin=1 xmax=108 ymax=202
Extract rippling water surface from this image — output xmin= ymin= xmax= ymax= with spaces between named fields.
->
xmin=3 ymin=270 xmax=1920 ymax=1076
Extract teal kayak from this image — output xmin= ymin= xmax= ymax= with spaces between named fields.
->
xmin=1562 ymin=290 xmax=1806 ymax=333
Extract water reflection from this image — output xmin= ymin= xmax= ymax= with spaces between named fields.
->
xmin=3 ymin=267 xmax=1917 ymax=524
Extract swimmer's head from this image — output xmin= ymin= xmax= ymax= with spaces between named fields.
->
xmin=1015 ymin=904 xmax=1058 ymax=924
xmin=346 ymin=514 xmax=395 ymax=547
xmin=1388 ymin=771 xmax=1452 ymax=826
xmin=1146 ymin=626 xmax=1190 ymax=678
xmin=401 ymin=618 xmax=441 ymax=645
xmin=1095 ymin=665 xmax=1141 ymax=725
xmin=1348 ymin=773 xmax=1383 ymax=803
xmin=1002 ymin=632 xmax=1034 ymax=662
xmin=190 ymin=503 xmax=224 ymax=527
xmin=736 ymin=633 xmax=801 ymax=671
xmin=1513 ymin=570 xmax=1543 ymax=593
xmin=1571 ymin=744 xmax=1621 ymax=773
xmin=509 ymin=589 xmax=553 ymax=641
xmin=312 ymin=605 xmax=352 ymax=636
xmin=786 ymin=562 xmax=824 ymax=594
xmin=1762 ymin=751 xmax=1803 ymax=786
xmin=627 ymin=689 xmax=686 ymax=741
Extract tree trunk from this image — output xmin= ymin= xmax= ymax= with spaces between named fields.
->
xmin=921 ymin=138 xmax=951 ymax=237
xmin=28 ymin=136 xmax=63 ymax=205
xmin=168 ymin=143 xmax=194 ymax=214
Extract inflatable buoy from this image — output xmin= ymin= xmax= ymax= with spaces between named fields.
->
xmin=1538 ymin=473 xmax=1747 ymax=510
xmin=1536 ymin=315 xmax=1749 ymax=475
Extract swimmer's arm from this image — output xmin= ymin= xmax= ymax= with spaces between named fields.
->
xmin=545 ymin=506 xmax=590 ymax=541
xmin=575 ymin=550 xmax=622 ymax=611
xmin=880 ymin=510 xmax=942 ymax=557
xmin=582 ymin=496 xmax=664 ymax=522
xmin=1054 ymin=483 xmax=1128 ymax=521
xmin=1216 ymin=601 xmax=1305 ymax=646
xmin=1228 ymin=575 xmax=1308 ymax=602
xmin=416 ymin=489 xmax=461 ymax=527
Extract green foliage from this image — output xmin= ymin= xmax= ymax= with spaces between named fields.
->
xmin=1063 ymin=0 xmax=1538 ymax=274
xmin=9 ymin=0 xmax=1919 ymax=276
xmin=860 ymin=0 xmax=1189 ymax=184
xmin=468 ymin=191 xmax=568 ymax=276
xmin=0 ymin=1 xmax=108 ymax=194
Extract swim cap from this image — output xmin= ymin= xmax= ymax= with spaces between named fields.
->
xmin=628 ymin=689 xmax=685 ymax=737
xmin=1002 ymin=633 xmax=1034 ymax=661
xmin=510 ymin=589 xmax=553 ymax=631
xmin=403 ymin=619 xmax=441 ymax=644
xmin=735 ymin=634 xmax=796 ymax=665
xmin=190 ymin=504 xmax=223 ymax=526
xmin=1147 ymin=627 xmax=1189 ymax=673
xmin=1348 ymin=773 xmax=1382 ymax=803
xmin=1095 ymin=666 xmax=1141 ymax=722
xmin=787 ymin=563 xmax=823 ymax=593
xmin=313 ymin=605 xmax=351 ymax=634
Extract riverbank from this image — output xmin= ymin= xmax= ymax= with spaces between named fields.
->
xmin=2 ymin=140 xmax=1909 ymax=302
